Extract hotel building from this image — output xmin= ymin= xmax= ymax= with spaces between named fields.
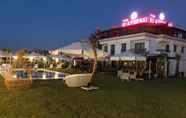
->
xmin=96 ymin=12 xmax=186 ymax=77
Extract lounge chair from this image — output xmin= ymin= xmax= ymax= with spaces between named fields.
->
xmin=130 ymin=72 xmax=137 ymax=80
xmin=49 ymin=64 xmax=53 ymax=69
xmin=64 ymin=73 xmax=92 ymax=87
xmin=34 ymin=64 xmax=38 ymax=69
xmin=120 ymin=73 xmax=130 ymax=81
xmin=117 ymin=70 xmax=123 ymax=78
xmin=56 ymin=64 xmax=62 ymax=69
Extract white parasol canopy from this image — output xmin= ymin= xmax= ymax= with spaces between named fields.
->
xmin=110 ymin=51 xmax=146 ymax=61
xmin=27 ymin=52 xmax=45 ymax=61
xmin=53 ymin=41 xmax=108 ymax=59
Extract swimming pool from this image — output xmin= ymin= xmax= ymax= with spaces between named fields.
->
xmin=14 ymin=70 xmax=65 ymax=80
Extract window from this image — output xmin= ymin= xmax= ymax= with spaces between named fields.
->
xmin=110 ymin=44 xmax=115 ymax=55
xmin=178 ymin=33 xmax=183 ymax=38
xmin=181 ymin=47 xmax=184 ymax=53
xmin=121 ymin=43 xmax=126 ymax=53
xmin=103 ymin=45 xmax=108 ymax=52
xmin=173 ymin=45 xmax=177 ymax=52
xmin=98 ymin=44 xmax=102 ymax=50
xmin=134 ymin=42 xmax=145 ymax=53
xmin=165 ymin=44 xmax=170 ymax=52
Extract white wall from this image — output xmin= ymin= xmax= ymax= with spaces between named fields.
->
xmin=99 ymin=33 xmax=186 ymax=76
xmin=99 ymin=33 xmax=151 ymax=55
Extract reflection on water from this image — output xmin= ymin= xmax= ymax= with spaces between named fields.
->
xmin=15 ymin=70 xmax=65 ymax=80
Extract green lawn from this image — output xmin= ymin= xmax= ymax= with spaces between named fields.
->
xmin=0 ymin=73 xmax=186 ymax=118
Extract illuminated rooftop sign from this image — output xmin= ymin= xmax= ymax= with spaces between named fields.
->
xmin=122 ymin=12 xmax=173 ymax=27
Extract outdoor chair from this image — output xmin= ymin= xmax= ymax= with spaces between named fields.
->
xmin=49 ymin=64 xmax=53 ymax=69
xmin=130 ymin=72 xmax=137 ymax=80
xmin=56 ymin=64 xmax=62 ymax=69
xmin=34 ymin=64 xmax=38 ymax=69
xmin=120 ymin=73 xmax=130 ymax=81
xmin=117 ymin=70 xmax=123 ymax=78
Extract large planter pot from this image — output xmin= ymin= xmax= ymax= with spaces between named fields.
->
xmin=4 ymin=72 xmax=32 ymax=90
xmin=64 ymin=73 xmax=91 ymax=87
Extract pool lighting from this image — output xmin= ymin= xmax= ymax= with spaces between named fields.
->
xmin=42 ymin=74 xmax=46 ymax=79
xmin=54 ymin=73 xmax=59 ymax=79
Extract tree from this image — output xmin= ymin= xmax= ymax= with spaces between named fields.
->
xmin=2 ymin=48 xmax=12 ymax=54
xmin=89 ymin=33 xmax=98 ymax=82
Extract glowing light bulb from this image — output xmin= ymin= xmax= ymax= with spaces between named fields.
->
xmin=130 ymin=11 xmax=138 ymax=20
xmin=159 ymin=12 xmax=165 ymax=21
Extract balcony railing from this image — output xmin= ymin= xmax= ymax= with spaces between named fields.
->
xmin=156 ymin=49 xmax=170 ymax=53
xmin=129 ymin=48 xmax=147 ymax=55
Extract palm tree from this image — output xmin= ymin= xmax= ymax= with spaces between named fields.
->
xmin=2 ymin=48 xmax=12 ymax=54
xmin=89 ymin=33 xmax=98 ymax=83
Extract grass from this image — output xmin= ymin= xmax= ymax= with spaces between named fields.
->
xmin=0 ymin=73 xmax=186 ymax=118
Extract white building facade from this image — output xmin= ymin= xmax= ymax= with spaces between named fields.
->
xmin=98 ymin=32 xmax=186 ymax=77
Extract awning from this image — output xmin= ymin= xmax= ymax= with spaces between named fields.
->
xmin=110 ymin=51 xmax=146 ymax=61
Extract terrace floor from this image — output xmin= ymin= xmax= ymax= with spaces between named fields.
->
xmin=0 ymin=73 xmax=186 ymax=118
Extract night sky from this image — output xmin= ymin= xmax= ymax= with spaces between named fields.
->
xmin=0 ymin=0 xmax=186 ymax=50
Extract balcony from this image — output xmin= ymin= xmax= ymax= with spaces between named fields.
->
xmin=156 ymin=49 xmax=170 ymax=54
xmin=130 ymin=48 xmax=147 ymax=55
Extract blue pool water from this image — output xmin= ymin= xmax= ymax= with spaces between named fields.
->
xmin=15 ymin=70 xmax=65 ymax=80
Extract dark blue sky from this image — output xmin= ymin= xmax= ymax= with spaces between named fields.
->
xmin=0 ymin=0 xmax=186 ymax=50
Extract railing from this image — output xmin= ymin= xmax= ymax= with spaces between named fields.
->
xmin=129 ymin=49 xmax=147 ymax=55
xmin=156 ymin=49 xmax=170 ymax=54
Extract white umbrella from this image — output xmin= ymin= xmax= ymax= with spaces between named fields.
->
xmin=27 ymin=52 xmax=45 ymax=61
xmin=110 ymin=51 xmax=146 ymax=61
xmin=54 ymin=41 xmax=108 ymax=59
